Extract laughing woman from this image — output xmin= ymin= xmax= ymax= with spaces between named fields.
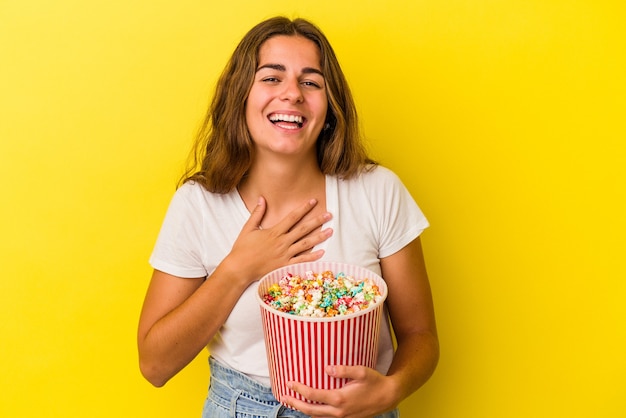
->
xmin=137 ymin=16 xmax=439 ymax=418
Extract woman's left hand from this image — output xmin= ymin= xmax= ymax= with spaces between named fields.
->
xmin=282 ymin=237 xmax=439 ymax=418
xmin=281 ymin=365 xmax=398 ymax=418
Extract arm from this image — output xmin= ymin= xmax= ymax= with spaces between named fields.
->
xmin=379 ymin=236 xmax=439 ymax=400
xmin=283 ymin=236 xmax=439 ymax=417
xmin=137 ymin=197 xmax=333 ymax=387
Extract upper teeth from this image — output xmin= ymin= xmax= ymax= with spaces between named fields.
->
xmin=269 ymin=114 xmax=303 ymax=124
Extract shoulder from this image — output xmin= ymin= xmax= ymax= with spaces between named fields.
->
xmin=173 ymin=181 xmax=235 ymax=204
xmin=333 ymin=165 xmax=413 ymax=213
xmin=363 ymin=164 xmax=402 ymax=182
xmin=339 ymin=164 xmax=404 ymax=189
xmin=164 ymin=181 xmax=204 ymax=211
xmin=176 ymin=180 xmax=209 ymax=198
xmin=163 ymin=182 xmax=239 ymax=221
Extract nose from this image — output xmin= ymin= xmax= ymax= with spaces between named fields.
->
xmin=280 ymin=79 xmax=303 ymax=103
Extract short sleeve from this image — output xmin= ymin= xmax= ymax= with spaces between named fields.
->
xmin=366 ymin=167 xmax=429 ymax=258
xmin=149 ymin=184 xmax=209 ymax=278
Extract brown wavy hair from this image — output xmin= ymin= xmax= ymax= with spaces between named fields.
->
xmin=180 ymin=16 xmax=375 ymax=193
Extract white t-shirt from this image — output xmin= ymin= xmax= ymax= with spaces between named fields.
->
xmin=149 ymin=165 xmax=429 ymax=385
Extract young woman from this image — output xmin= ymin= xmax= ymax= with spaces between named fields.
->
xmin=138 ymin=16 xmax=439 ymax=418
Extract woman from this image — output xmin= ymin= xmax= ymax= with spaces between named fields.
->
xmin=138 ymin=16 xmax=439 ymax=418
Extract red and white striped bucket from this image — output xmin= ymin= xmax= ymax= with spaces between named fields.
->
xmin=256 ymin=261 xmax=388 ymax=405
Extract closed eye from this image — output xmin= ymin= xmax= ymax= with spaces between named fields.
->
xmin=301 ymin=80 xmax=322 ymax=88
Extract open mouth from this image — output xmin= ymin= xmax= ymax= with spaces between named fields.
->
xmin=268 ymin=113 xmax=305 ymax=129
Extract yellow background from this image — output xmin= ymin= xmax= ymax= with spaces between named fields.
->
xmin=1 ymin=0 xmax=624 ymax=416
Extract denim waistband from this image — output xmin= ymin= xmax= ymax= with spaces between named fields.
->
xmin=206 ymin=357 xmax=399 ymax=418
xmin=206 ymin=357 xmax=308 ymax=418
xmin=208 ymin=356 xmax=276 ymax=401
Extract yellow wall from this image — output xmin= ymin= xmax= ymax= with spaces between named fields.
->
xmin=1 ymin=1 xmax=624 ymax=417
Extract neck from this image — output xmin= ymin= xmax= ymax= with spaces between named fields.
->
xmin=243 ymin=156 xmax=322 ymax=198
xmin=237 ymin=154 xmax=326 ymax=225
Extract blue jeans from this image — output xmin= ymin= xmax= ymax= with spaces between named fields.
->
xmin=203 ymin=357 xmax=400 ymax=418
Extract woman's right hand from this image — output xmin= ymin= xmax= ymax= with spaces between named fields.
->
xmin=138 ymin=196 xmax=332 ymax=387
xmin=219 ymin=196 xmax=333 ymax=286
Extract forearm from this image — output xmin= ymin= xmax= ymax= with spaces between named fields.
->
xmin=138 ymin=198 xmax=333 ymax=386
xmin=376 ymin=237 xmax=439 ymax=405
xmin=138 ymin=264 xmax=248 ymax=386
xmin=385 ymin=330 xmax=440 ymax=403
xmin=281 ymin=330 xmax=439 ymax=417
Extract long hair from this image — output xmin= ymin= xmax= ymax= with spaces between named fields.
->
xmin=181 ymin=16 xmax=375 ymax=193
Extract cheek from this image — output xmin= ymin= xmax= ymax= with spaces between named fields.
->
xmin=319 ymin=92 xmax=329 ymax=116
xmin=245 ymin=85 xmax=267 ymax=110
xmin=245 ymin=92 xmax=265 ymax=122
xmin=318 ymin=100 xmax=329 ymax=124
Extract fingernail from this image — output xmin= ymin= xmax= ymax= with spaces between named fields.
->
xmin=309 ymin=198 xmax=317 ymax=205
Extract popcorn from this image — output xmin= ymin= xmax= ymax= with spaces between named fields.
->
xmin=262 ymin=270 xmax=383 ymax=317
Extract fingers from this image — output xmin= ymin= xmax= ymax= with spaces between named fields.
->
xmin=244 ymin=196 xmax=266 ymax=231
xmin=288 ymin=228 xmax=333 ymax=262
xmin=241 ymin=196 xmax=333 ymax=265
xmin=275 ymin=198 xmax=319 ymax=234
xmin=325 ymin=364 xmax=368 ymax=381
xmin=282 ymin=386 xmax=337 ymax=416
xmin=283 ymin=206 xmax=332 ymax=251
xmin=264 ymin=198 xmax=333 ymax=256
xmin=246 ymin=196 xmax=324 ymax=235
xmin=283 ymin=366 xmax=382 ymax=417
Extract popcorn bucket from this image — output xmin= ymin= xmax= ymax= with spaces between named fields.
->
xmin=256 ymin=261 xmax=388 ymax=405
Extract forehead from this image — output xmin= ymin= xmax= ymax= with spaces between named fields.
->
xmin=257 ymin=35 xmax=322 ymax=69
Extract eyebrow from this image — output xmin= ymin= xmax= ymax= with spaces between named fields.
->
xmin=256 ymin=63 xmax=324 ymax=77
